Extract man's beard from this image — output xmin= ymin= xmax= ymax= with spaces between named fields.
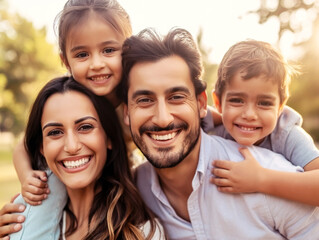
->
xmin=130 ymin=122 xmax=200 ymax=168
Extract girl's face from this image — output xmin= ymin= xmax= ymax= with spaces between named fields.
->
xmin=63 ymin=13 xmax=125 ymax=102
xmin=41 ymin=91 xmax=112 ymax=190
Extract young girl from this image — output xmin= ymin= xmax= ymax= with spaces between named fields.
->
xmin=207 ymin=40 xmax=319 ymax=206
xmin=14 ymin=0 xmax=133 ymax=206
xmin=9 ymin=76 xmax=164 ymax=239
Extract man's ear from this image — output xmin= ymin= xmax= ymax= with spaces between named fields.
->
xmin=198 ymin=91 xmax=208 ymax=118
xmin=123 ymin=104 xmax=130 ymax=126
xmin=212 ymin=90 xmax=222 ymax=113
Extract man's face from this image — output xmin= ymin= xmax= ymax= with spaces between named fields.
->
xmin=124 ymin=55 xmax=207 ymax=168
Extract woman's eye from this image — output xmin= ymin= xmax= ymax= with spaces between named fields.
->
xmin=47 ymin=129 xmax=63 ymax=136
xmin=79 ymin=124 xmax=94 ymax=131
xmin=75 ymin=52 xmax=88 ymax=58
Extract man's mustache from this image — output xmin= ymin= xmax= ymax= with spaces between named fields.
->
xmin=139 ymin=123 xmax=188 ymax=135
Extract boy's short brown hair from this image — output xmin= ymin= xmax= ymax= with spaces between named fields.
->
xmin=215 ymin=40 xmax=295 ymax=105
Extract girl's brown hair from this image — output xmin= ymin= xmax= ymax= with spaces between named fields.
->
xmin=55 ymin=0 xmax=132 ymax=63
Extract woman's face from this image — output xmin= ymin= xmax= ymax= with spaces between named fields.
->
xmin=40 ymin=91 xmax=111 ymax=190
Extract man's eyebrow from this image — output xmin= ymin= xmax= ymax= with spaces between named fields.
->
xmin=166 ymin=86 xmax=191 ymax=95
xmin=131 ymin=90 xmax=154 ymax=100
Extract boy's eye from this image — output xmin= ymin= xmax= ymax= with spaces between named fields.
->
xmin=228 ymin=97 xmax=243 ymax=104
xmin=258 ymin=100 xmax=273 ymax=107
xmin=75 ymin=52 xmax=89 ymax=58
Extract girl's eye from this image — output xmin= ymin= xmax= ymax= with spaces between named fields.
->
xmin=75 ymin=52 xmax=89 ymax=58
xmin=103 ymin=48 xmax=115 ymax=54
xmin=79 ymin=124 xmax=94 ymax=132
xmin=47 ymin=129 xmax=63 ymax=136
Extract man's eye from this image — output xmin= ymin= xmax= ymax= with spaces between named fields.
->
xmin=75 ymin=52 xmax=88 ymax=58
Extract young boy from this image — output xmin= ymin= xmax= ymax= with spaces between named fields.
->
xmin=205 ymin=40 xmax=319 ymax=205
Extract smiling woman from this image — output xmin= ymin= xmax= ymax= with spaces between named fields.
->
xmin=3 ymin=76 xmax=164 ymax=240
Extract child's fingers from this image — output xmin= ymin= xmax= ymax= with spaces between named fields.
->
xmin=32 ymin=170 xmax=48 ymax=182
xmin=210 ymin=176 xmax=231 ymax=187
xmin=21 ymin=191 xmax=47 ymax=206
xmin=23 ymin=183 xmax=49 ymax=195
xmin=28 ymin=177 xmax=48 ymax=189
xmin=211 ymin=167 xmax=229 ymax=178
xmin=212 ymin=160 xmax=233 ymax=170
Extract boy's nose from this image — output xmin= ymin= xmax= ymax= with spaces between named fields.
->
xmin=242 ymin=105 xmax=257 ymax=120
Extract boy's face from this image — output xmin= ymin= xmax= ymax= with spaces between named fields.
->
xmin=214 ymin=71 xmax=283 ymax=146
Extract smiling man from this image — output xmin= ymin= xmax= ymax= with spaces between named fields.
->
xmin=119 ymin=28 xmax=319 ymax=239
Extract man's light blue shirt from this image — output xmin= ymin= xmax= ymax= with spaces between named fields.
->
xmin=136 ymin=131 xmax=319 ymax=240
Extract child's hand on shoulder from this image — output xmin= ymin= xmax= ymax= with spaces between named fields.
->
xmin=21 ymin=170 xmax=50 ymax=205
xmin=210 ymin=148 xmax=264 ymax=193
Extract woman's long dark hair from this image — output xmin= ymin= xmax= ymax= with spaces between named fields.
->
xmin=25 ymin=76 xmax=157 ymax=239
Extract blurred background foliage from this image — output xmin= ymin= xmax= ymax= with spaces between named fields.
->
xmin=0 ymin=0 xmax=64 ymax=137
xmin=0 ymin=0 xmax=318 ymax=141
xmin=201 ymin=0 xmax=319 ymax=141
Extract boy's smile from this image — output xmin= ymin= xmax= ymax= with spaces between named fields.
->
xmin=215 ymin=71 xmax=283 ymax=146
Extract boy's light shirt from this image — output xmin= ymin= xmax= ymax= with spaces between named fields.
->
xmin=203 ymin=105 xmax=319 ymax=168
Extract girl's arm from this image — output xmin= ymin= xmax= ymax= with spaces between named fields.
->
xmin=13 ymin=140 xmax=49 ymax=205
xmin=211 ymin=148 xmax=319 ymax=206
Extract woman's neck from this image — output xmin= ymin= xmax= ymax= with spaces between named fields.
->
xmin=65 ymin=186 xmax=95 ymax=238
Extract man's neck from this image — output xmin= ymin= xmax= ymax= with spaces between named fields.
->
xmin=155 ymin=135 xmax=201 ymax=221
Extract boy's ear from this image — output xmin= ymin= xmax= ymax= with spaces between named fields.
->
xmin=212 ymin=90 xmax=222 ymax=113
xmin=123 ymin=104 xmax=130 ymax=126
xmin=198 ymin=91 xmax=208 ymax=118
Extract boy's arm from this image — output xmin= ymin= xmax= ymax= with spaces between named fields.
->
xmin=13 ymin=140 xmax=49 ymax=205
xmin=212 ymin=149 xmax=319 ymax=206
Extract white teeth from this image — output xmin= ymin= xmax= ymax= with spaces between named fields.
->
xmin=63 ymin=157 xmax=90 ymax=169
xmin=151 ymin=132 xmax=177 ymax=141
xmin=91 ymin=75 xmax=110 ymax=81
xmin=240 ymin=126 xmax=257 ymax=131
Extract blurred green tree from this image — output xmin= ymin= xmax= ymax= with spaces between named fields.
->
xmin=254 ymin=0 xmax=319 ymax=141
xmin=0 ymin=1 xmax=64 ymax=135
